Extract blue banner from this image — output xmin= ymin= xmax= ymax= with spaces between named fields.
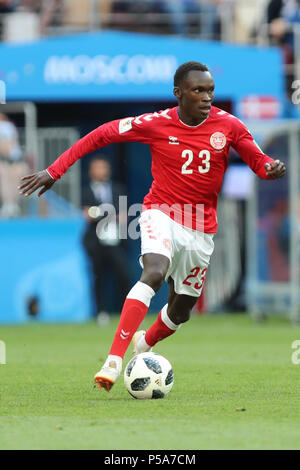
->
xmin=0 ymin=218 xmax=92 ymax=324
xmin=0 ymin=30 xmax=284 ymax=110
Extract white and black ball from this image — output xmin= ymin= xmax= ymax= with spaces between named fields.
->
xmin=124 ymin=352 xmax=174 ymax=399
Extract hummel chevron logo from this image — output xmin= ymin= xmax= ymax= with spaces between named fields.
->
xmin=169 ymin=136 xmax=179 ymax=145
xmin=120 ymin=329 xmax=130 ymax=340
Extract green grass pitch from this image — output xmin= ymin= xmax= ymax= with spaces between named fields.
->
xmin=0 ymin=313 xmax=299 ymax=450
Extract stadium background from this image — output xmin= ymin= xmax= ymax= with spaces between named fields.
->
xmin=0 ymin=0 xmax=299 ymax=324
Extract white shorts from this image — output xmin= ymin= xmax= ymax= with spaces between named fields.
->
xmin=139 ymin=209 xmax=214 ymax=297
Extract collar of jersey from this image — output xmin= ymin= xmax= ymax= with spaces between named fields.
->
xmin=176 ymin=107 xmax=209 ymax=128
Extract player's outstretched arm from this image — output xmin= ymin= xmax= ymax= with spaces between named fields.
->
xmin=18 ymin=170 xmax=55 ymax=197
xmin=264 ymin=159 xmax=286 ymax=179
xmin=17 ymin=115 xmax=151 ymax=197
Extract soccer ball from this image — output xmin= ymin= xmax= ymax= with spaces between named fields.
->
xmin=124 ymin=352 xmax=174 ymax=399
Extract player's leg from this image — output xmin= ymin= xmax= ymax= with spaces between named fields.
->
xmin=166 ymin=277 xmax=199 ymax=324
xmin=94 ymin=252 xmax=170 ymax=391
xmin=133 ymin=277 xmax=198 ymax=354
xmin=133 ymin=230 xmax=214 ymax=353
xmin=108 ymin=252 xmax=170 ymax=356
xmin=94 ymin=209 xmax=173 ymax=391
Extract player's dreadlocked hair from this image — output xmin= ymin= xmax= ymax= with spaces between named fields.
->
xmin=174 ymin=62 xmax=209 ymax=87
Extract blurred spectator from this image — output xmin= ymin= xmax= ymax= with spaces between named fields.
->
xmin=81 ymin=156 xmax=130 ymax=322
xmin=0 ymin=0 xmax=20 ymax=37
xmin=0 ymin=113 xmax=27 ymax=217
xmin=110 ymin=1 xmax=220 ymax=38
xmin=39 ymin=0 xmax=64 ymax=34
xmin=267 ymin=0 xmax=300 ymax=58
xmin=0 ymin=0 xmax=63 ymax=40
xmin=21 ymin=0 xmax=64 ymax=34
xmin=0 ymin=0 xmax=234 ymax=40
xmin=157 ymin=0 xmax=219 ymax=38
xmin=62 ymin=0 xmax=113 ymax=30
xmin=0 ymin=0 xmax=20 ymax=13
xmin=265 ymin=0 xmax=300 ymax=92
xmin=110 ymin=0 xmax=158 ymax=33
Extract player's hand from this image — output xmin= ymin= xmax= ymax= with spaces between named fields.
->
xmin=18 ymin=170 xmax=55 ymax=197
xmin=264 ymin=159 xmax=286 ymax=179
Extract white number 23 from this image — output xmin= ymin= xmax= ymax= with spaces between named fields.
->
xmin=181 ymin=149 xmax=210 ymax=174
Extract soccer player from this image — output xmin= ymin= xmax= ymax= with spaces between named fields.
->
xmin=18 ymin=61 xmax=286 ymax=391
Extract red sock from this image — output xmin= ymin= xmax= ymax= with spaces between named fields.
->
xmin=109 ymin=282 xmax=155 ymax=358
xmin=145 ymin=306 xmax=177 ymax=347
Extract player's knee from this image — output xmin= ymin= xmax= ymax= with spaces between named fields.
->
xmin=141 ymin=268 xmax=166 ymax=292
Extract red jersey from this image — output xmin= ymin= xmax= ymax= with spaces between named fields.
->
xmin=47 ymin=106 xmax=273 ymax=233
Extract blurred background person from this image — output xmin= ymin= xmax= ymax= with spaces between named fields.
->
xmin=0 ymin=0 xmax=21 ymax=39
xmin=0 ymin=112 xmax=27 ymax=217
xmin=157 ymin=0 xmax=220 ymax=38
xmin=0 ymin=0 xmax=20 ymax=13
xmin=81 ymin=155 xmax=130 ymax=324
xmin=265 ymin=0 xmax=300 ymax=90
xmin=21 ymin=0 xmax=64 ymax=34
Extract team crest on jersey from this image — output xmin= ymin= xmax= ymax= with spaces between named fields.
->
xmin=119 ymin=118 xmax=133 ymax=134
xmin=210 ymin=132 xmax=226 ymax=150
